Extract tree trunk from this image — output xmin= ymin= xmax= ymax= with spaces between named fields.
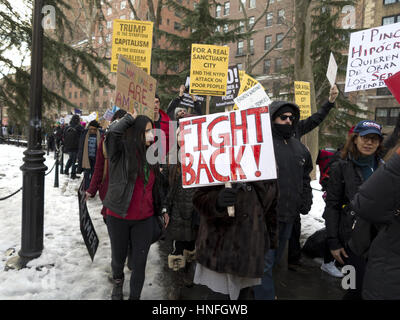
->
xmin=294 ymin=0 xmax=317 ymax=180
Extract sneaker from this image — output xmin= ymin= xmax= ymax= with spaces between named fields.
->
xmin=321 ymin=261 xmax=343 ymax=278
xmin=111 ymin=278 xmax=124 ymax=300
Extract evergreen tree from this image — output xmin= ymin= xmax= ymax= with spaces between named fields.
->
xmin=0 ymin=0 xmax=112 ymax=132
xmin=311 ymin=0 xmax=369 ymax=148
xmin=151 ymin=0 xmax=251 ymax=106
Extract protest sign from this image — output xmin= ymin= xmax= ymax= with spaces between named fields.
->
xmin=178 ymin=76 xmax=206 ymax=110
xmin=234 ymin=83 xmax=272 ymax=110
xmin=103 ymin=109 xmax=114 ymax=122
xmin=238 ymin=72 xmax=260 ymax=96
xmin=384 ymin=70 xmax=400 ymax=104
xmin=345 ymin=22 xmax=400 ymax=92
xmin=189 ymin=44 xmax=230 ymax=96
xmin=115 ymin=55 xmax=157 ymax=120
xmin=327 ymin=52 xmax=338 ymax=87
xmin=111 ymin=19 xmax=153 ymax=73
xmin=294 ymin=81 xmax=311 ymax=120
xmin=77 ymin=179 xmax=99 ymax=261
xmin=179 ymin=107 xmax=277 ymax=188
xmin=214 ymin=66 xmax=241 ymax=109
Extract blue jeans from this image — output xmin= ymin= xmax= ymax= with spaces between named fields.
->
xmin=254 ymin=222 xmax=294 ymax=300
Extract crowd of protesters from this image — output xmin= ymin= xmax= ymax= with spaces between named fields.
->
xmin=50 ymin=82 xmax=400 ymax=301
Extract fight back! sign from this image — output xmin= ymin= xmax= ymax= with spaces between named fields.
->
xmin=345 ymin=22 xmax=400 ymax=92
xmin=179 ymin=107 xmax=277 ymax=188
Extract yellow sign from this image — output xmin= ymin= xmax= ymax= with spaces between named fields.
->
xmin=111 ymin=20 xmax=153 ymax=74
xmin=189 ymin=44 xmax=229 ymax=96
xmin=115 ymin=55 xmax=157 ymax=120
xmin=294 ymin=81 xmax=311 ymax=120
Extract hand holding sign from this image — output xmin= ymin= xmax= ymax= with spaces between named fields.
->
xmin=329 ymin=84 xmax=339 ymax=103
xmin=326 ymin=52 xmax=338 ymax=87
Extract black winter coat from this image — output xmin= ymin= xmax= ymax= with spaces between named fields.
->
xmin=193 ymin=180 xmax=278 ymax=278
xmin=351 ymin=152 xmax=400 ymax=300
xmin=103 ymin=114 xmax=162 ymax=218
xmin=63 ymin=124 xmax=83 ymax=152
xmin=323 ymin=155 xmax=383 ymax=251
xmin=269 ymin=101 xmax=313 ymax=224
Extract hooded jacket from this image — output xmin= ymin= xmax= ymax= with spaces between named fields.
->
xmin=269 ymin=101 xmax=313 ymax=224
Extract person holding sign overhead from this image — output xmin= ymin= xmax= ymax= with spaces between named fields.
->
xmin=166 ymin=84 xmax=203 ymax=120
xmin=103 ymin=110 xmax=169 ymax=300
xmin=254 ymin=101 xmax=313 ymax=300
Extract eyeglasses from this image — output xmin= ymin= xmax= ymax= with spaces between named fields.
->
xmin=359 ymin=135 xmax=381 ymax=143
xmin=279 ymin=115 xmax=295 ymax=121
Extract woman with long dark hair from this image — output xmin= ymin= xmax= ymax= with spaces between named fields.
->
xmin=323 ymin=120 xmax=384 ymax=299
xmin=103 ymin=111 xmax=169 ymax=300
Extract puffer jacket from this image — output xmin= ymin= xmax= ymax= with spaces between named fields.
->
xmin=193 ymin=180 xmax=278 ymax=278
xmin=351 ymin=151 xmax=400 ymax=300
xmin=102 ymin=114 xmax=162 ymax=218
xmin=323 ymin=155 xmax=383 ymax=251
xmin=163 ymin=164 xmax=198 ymax=242
xmin=269 ymin=101 xmax=313 ymax=223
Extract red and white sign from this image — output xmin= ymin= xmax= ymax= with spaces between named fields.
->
xmin=179 ymin=106 xmax=277 ymax=188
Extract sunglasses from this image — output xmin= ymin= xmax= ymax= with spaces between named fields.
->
xmin=279 ymin=115 xmax=295 ymax=121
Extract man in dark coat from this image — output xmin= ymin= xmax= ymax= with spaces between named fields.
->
xmin=288 ymin=84 xmax=338 ymax=266
xmin=254 ymin=101 xmax=313 ymax=299
xmin=63 ymin=114 xmax=83 ymax=179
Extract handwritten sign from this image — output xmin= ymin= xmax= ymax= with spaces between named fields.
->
xmin=179 ymin=107 xmax=277 ymax=188
xmin=115 ymin=55 xmax=157 ymax=120
xmin=103 ymin=109 xmax=114 ymax=121
xmin=189 ymin=44 xmax=229 ymax=96
xmin=78 ymin=179 xmax=99 ymax=262
xmin=111 ymin=20 xmax=153 ymax=73
xmin=294 ymin=81 xmax=311 ymax=120
xmin=327 ymin=52 xmax=338 ymax=87
xmin=345 ymin=22 xmax=400 ymax=92
xmin=234 ymin=83 xmax=272 ymax=110
xmin=214 ymin=66 xmax=241 ymax=108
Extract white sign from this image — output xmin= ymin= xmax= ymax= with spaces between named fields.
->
xmin=179 ymin=107 xmax=277 ymax=188
xmin=326 ymin=52 xmax=338 ymax=87
xmin=234 ymin=83 xmax=272 ymax=110
xmin=345 ymin=22 xmax=400 ymax=92
xmin=103 ymin=109 xmax=114 ymax=121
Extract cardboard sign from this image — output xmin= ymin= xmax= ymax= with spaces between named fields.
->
xmin=179 ymin=107 xmax=277 ymax=188
xmin=189 ymin=44 xmax=230 ymax=96
xmin=384 ymin=70 xmax=400 ymax=104
xmin=111 ymin=19 xmax=154 ymax=74
xmin=115 ymin=55 xmax=157 ymax=120
xmin=327 ymin=52 xmax=338 ymax=87
xmin=214 ymin=66 xmax=241 ymax=108
xmin=234 ymin=83 xmax=272 ymax=110
xmin=78 ymin=179 xmax=99 ymax=262
xmin=345 ymin=22 xmax=400 ymax=92
xmin=294 ymin=81 xmax=311 ymax=120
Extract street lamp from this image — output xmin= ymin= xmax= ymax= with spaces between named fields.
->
xmin=5 ymin=0 xmax=47 ymax=270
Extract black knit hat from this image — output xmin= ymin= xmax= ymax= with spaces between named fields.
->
xmin=272 ymin=105 xmax=296 ymax=120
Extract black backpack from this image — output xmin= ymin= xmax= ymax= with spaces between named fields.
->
xmin=64 ymin=126 xmax=80 ymax=150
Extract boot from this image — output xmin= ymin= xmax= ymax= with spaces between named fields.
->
xmin=111 ymin=276 xmax=124 ymax=300
xmin=70 ymin=174 xmax=80 ymax=180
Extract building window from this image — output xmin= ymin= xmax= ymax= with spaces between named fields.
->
xmin=74 ymin=92 xmax=77 ymax=99
xmin=224 ymin=2 xmax=230 ymax=15
xmin=249 ymin=39 xmax=254 ymax=54
xmin=249 ymin=16 xmax=255 ymax=28
xmin=121 ymin=1 xmax=126 ymax=9
xmin=277 ymin=9 xmax=285 ymax=24
xmin=249 ymin=0 xmax=256 ymax=8
xmin=107 ymin=7 xmax=112 ymax=15
xmin=107 ymin=20 xmax=112 ymax=29
xmin=276 ymin=33 xmax=284 ymax=49
xmin=264 ymin=35 xmax=272 ymax=50
xmin=237 ymin=41 xmax=244 ymax=55
xmin=239 ymin=0 xmax=246 ymax=11
xmin=106 ymin=34 xmax=111 ymax=42
xmin=376 ymin=87 xmax=392 ymax=96
xmin=103 ymin=101 xmax=107 ymax=108
xmin=376 ymin=108 xmax=400 ymax=125
xmin=263 ymin=59 xmax=271 ymax=74
xmin=130 ymin=12 xmax=135 ymax=19
xmin=266 ymin=12 xmax=273 ymax=27
xmin=80 ymin=91 xmax=83 ymax=98
xmin=275 ymin=57 xmax=282 ymax=72
xmin=68 ymin=92 xmax=72 ymax=99
xmin=382 ymin=15 xmax=400 ymax=25
xmin=174 ymin=22 xmax=182 ymax=30
xmin=120 ymin=15 xmax=126 ymax=20
xmin=384 ymin=0 xmax=398 ymax=4
xmin=239 ymin=21 xmax=245 ymax=33
xmin=223 ymin=24 xmax=228 ymax=33
xmin=98 ymin=37 xmax=103 ymax=44
xmin=216 ymin=5 xmax=221 ymax=18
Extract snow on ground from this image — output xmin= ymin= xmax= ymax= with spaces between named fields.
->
xmin=0 ymin=144 xmax=164 ymax=300
xmin=0 ymin=144 xmax=327 ymax=299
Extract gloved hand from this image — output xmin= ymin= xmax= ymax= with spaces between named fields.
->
xmin=216 ymin=188 xmax=238 ymax=211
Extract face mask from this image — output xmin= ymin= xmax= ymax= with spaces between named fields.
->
xmin=273 ymin=123 xmax=294 ymax=139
